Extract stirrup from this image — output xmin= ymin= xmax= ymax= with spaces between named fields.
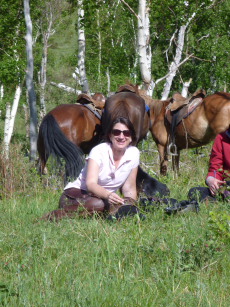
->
xmin=167 ymin=143 xmax=178 ymax=156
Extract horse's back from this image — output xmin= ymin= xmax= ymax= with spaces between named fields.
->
xmin=48 ymin=104 xmax=100 ymax=146
xmin=50 ymin=104 xmax=88 ymax=124
xmin=174 ymin=91 xmax=230 ymax=147
xmin=203 ymin=92 xmax=230 ymax=134
xmin=102 ymin=92 xmax=147 ymax=143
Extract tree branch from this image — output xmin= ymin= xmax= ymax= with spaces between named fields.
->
xmin=50 ymin=81 xmax=82 ymax=95
xmin=155 ymin=53 xmax=194 ymax=85
xmin=120 ymin=0 xmax=141 ymax=20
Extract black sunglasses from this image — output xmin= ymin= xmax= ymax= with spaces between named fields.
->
xmin=111 ymin=129 xmax=131 ymax=137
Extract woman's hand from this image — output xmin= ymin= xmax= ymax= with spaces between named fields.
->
xmin=206 ymin=176 xmax=226 ymax=196
xmin=107 ymin=192 xmax=124 ymax=205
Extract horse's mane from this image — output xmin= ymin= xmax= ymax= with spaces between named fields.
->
xmin=215 ymin=92 xmax=230 ymax=100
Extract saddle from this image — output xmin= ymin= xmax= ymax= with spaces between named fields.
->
xmin=76 ymin=93 xmax=106 ymax=119
xmin=116 ymin=84 xmax=151 ymax=114
xmin=166 ymin=89 xmax=206 ymax=126
xmin=165 ymin=89 xmax=206 ymax=155
xmin=116 ymin=84 xmax=139 ymax=94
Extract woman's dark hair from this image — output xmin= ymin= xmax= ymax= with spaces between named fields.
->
xmin=105 ymin=117 xmax=137 ymax=145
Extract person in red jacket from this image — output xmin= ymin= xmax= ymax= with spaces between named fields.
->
xmin=188 ymin=129 xmax=230 ymax=201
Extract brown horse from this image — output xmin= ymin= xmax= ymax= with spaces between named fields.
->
xmin=102 ymin=84 xmax=150 ymax=143
xmin=148 ymin=91 xmax=230 ymax=175
xmin=37 ymin=93 xmax=104 ymax=181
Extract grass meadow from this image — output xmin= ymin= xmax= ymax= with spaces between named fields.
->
xmin=0 ymin=137 xmax=230 ymax=306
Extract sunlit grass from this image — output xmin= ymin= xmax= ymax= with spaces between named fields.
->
xmin=0 ymin=140 xmax=229 ymax=306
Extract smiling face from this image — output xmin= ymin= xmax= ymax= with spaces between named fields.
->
xmin=109 ymin=123 xmax=132 ymax=151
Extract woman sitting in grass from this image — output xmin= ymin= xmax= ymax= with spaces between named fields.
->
xmin=188 ymin=129 xmax=230 ymax=202
xmin=43 ymin=117 xmax=141 ymax=221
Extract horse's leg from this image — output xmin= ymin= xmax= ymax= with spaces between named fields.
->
xmin=158 ymin=144 xmax=168 ymax=175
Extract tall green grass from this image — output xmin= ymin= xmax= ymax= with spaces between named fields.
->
xmin=0 ymin=139 xmax=229 ymax=306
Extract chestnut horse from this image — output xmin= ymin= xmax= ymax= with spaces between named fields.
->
xmin=37 ymin=92 xmax=105 ymax=181
xmin=148 ymin=91 xmax=230 ymax=175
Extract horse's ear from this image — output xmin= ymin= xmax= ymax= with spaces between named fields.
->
xmin=192 ymin=89 xmax=206 ymax=98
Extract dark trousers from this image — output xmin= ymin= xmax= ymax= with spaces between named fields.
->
xmin=188 ymin=182 xmax=230 ymax=202
xmin=42 ymin=188 xmax=137 ymax=221
xmin=42 ymin=188 xmax=108 ymax=221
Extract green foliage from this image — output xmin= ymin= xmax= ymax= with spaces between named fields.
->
xmin=209 ymin=210 xmax=230 ymax=242
xmin=0 ymin=0 xmax=26 ymax=85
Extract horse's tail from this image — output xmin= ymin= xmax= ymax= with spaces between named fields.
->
xmin=38 ymin=113 xmax=85 ymax=181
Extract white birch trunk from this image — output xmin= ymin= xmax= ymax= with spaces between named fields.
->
xmin=0 ymin=84 xmax=3 ymax=117
xmin=96 ymin=9 xmax=102 ymax=85
xmin=78 ymin=0 xmax=89 ymax=93
xmin=3 ymin=85 xmax=22 ymax=157
xmin=161 ymin=13 xmax=196 ymax=100
xmin=161 ymin=26 xmax=186 ymax=100
xmin=181 ymin=78 xmax=192 ymax=98
xmin=106 ymin=68 xmax=111 ymax=96
xmin=24 ymin=0 xmax=38 ymax=160
xmin=3 ymin=104 xmax=11 ymax=158
xmin=137 ymin=0 xmax=153 ymax=96
xmin=0 ymin=84 xmax=3 ymax=100
xmin=39 ymin=20 xmax=53 ymax=119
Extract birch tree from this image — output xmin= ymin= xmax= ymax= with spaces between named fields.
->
xmin=137 ymin=0 xmax=153 ymax=96
xmin=161 ymin=16 xmax=195 ymax=100
xmin=1 ymin=23 xmax=24 ymax=157
xmin=3 ymin=85 xmax=22 ymax=157
xmin=24 ymin=0 xmax=38 ymax=160
xmin=77 ymin=0 xmax=89 ymax=93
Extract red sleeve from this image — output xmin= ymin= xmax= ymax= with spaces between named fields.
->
xmin=206 ymin=134 xmax=224 ymax=181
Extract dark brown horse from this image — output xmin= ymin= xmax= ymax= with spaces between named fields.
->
xmin=148 ymin=91 xmax=230 ymax=175
xmin=37 ymin=94 xmax=104 ymax=180
xmin=102 ymin=84 xmax=150 ymax=143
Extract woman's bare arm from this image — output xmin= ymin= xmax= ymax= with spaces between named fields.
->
xmin=121 ymin=167 xmax=138 ymax=200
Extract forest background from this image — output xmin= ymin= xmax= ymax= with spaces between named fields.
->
xmin=0 ymin=1 xmax=230 ymax=305
xmin=0 ymin=0 xmax=230 ymax=155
